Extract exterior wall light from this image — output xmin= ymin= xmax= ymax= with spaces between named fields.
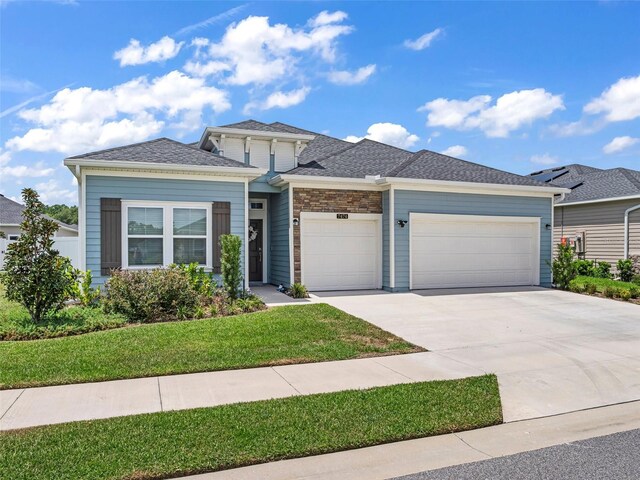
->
xmin=292 ymin=218 xmax=300 ymax=226
xmin=397 ymin=219 xmax=408 ymax=228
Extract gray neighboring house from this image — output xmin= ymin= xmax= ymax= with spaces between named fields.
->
xmin=64 ymin=120 xmax=566 ymax=292
xmin=0 ymin=194 xmax=78 ymax=239
xmin=529 ymin=164 xmax=640 ymax=265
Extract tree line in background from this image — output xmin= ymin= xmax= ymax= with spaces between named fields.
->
xmin=43 ymin=204 xmax=78 ymax=225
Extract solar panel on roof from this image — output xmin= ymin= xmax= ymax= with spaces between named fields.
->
xmin=557 ymin=180 xmax=583 ymax=190
xmin=532 ymin=169 xmax=568 ymax=183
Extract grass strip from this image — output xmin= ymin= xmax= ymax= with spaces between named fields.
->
xmin=0 ymin=303 xmax=422 ymax=389
xmin=0 ymin=375 xmax=502 ymax=480
xmin=572 ymin=275 xmax=639 ymax=292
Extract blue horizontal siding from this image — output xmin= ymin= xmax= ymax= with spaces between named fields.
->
xmin=269 ymin=188 xmax=290 ymax=286
xmin=85 ymin=175 xmax=246 ymax=286
xmin=393 ymin=190 xmax=553 ymax=291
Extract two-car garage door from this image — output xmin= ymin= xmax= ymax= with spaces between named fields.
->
xmin=410 ymin=213 xmax=540 ymax=289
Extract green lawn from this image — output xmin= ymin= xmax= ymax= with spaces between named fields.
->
xmin=0 ymin=303 xmax=422 ymax=389
xmin=0 ymin=284 xmax=126 ymax=341
xmin=0 ymin=376 xmax=502 ymax=480
xmin=572 ymin=275 xmax=639 ymax=292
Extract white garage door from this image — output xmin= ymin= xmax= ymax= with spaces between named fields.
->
xmin=301 ymin=213 xmax=381 ymax=291
xmin=410 ymin=213 xmax=540 ymax=289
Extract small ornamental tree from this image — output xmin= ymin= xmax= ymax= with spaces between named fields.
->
xmin=0 ymin=188 xmax=77 ymax=323
xmin=220 ymin=234 xmax=242 ymax=300
xmin=551 ymin=242 xmax=577 ymax=290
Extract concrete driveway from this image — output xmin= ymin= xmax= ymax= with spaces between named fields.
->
xmin=314 ymin=287 xmax=640 ymax=422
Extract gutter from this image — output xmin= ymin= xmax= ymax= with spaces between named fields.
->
xmin=63 ymin=159 xmax=267 ymax=178
xmin=624 ymin=203 xmax=640 ymax=259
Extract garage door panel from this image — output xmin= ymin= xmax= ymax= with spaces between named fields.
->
xmin=411 ymin=214 xmax=539 ymax=289
xmin=301 ymin=216 xmax=380 ymax=291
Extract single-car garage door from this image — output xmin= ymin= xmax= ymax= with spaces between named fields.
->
xmin=410 ymin=213 xmax=540 ymax=289
xmin=301 ymin=213 xmax=381 ymax=291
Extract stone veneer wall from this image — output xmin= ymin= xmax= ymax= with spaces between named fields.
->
xmin=292 ymin=188 xmax=383 ymax=283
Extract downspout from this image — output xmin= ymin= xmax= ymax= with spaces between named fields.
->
xmin=624 ymin=204 xmax=640 ymax=259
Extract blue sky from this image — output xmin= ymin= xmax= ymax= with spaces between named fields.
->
xmin=1 ymin=0 xmax=639 ymax=205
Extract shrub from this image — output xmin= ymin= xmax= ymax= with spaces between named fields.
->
xmin=289 ymin=282 xmax=310 ymax=298
xmin=617 ymin=259 xmax=634 ymax=282
xmin=603 ymin=286 xmax=617 ymax=298
xmin=574 ymin=259 xmax=595 ymax=277
xmin=0 ymin=188 xmax=77 ymax=323
xmin=175 ymin=263 xmax=217 ymax=297
xmin=551 ymin=243 xmax=577 ymax=290
xmin=629 ymin=286 xmax=640 ymax=299
xmin=594 ymin=261 xmax=612 ymax=279
xmin=584 ymin=281 xmax=598 ymax=295
xmin=233 ymin=293 xmax=266 ymax=313
xmin=618 ymin=289 xmax=632 ymax=302
xmin=220 ymin=234 xmax=243 ymax=300
xmin=103 ymin=267 xmax=198 ymax=322
xmin=71 ymin=269 xmax=101 ymax=307
xmin=633 ymin=275 xmax=640 ymax=286
xmin=568 ymin=281 xmax=584 ymax=293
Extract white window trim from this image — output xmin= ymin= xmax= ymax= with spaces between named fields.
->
xmin=121 ymin=200 xmax=212 ymax=270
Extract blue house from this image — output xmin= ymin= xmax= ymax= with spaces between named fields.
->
xmin=64 ymin=120 xmax=567 ymax=291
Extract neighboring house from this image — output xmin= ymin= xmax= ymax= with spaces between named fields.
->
xmin=64 ymin=120 xmax=565 ymax=292
xmin=0 ymin=193 xmax=79 ymax=267
xmin=529 ymin=164 xmax=640 ymax=265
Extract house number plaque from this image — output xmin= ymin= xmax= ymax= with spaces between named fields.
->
xmin=336 ymin=214 xmax=349 ymax=219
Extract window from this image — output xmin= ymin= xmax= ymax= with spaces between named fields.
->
xmin=8 ymin=235 xmax=19 ymax=241
xmin=123 ymin=202 xmax=211 ymax=269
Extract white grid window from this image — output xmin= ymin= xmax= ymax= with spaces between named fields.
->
xmin=122 ymin=202 xmax=212 ymax=269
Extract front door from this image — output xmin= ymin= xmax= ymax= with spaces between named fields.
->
xmin=249 ymin=219 xmax=263 ymax=282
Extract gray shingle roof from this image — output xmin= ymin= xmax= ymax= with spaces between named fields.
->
xmin=0 ymin=194 xmax=77 ymax=231
xmin=390 ymin=150 xmax=548 ymax=186
xmin=67 ymin=138 xmax=253 ymax=169
xmin=529 ymin=164 xmax=640 ymax=203
xmin=287 ymin=139 xmax=415 ymax=178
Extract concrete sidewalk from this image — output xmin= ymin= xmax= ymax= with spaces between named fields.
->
xmin=0 ymin=351 xmax=480 ymax=431
xmin=181 ymin=400 xmax=640 ymax=480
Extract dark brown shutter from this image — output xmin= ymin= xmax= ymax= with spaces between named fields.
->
xmin=101 ymin=198 xmax=122 ymax=276
xmin=212 ymin=201 xmax=231 ymax=274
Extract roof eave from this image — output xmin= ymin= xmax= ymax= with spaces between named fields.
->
xmin=199 ymin=126 xmax=316 ymax=150
xmin=376 ymin=177 xmax=570 ymax=195
xmin=557 ymin=193 xmax=640 ymax=207
xmin=63 ymin=158 xmax=267 ymax=178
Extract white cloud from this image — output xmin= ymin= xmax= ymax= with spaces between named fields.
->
xmin=530 ymin=153 xmax=560 ymax=166
xmin=0 ymin=161 xmax=55 ymax=178
xmin=440 ymin=145 xmax=468 ymax=157
xmin=0 ymin=75 xmax=39 ymax=93
xmin=344 ymin=123 xmax=419 ymax=149
xmin=309 ymin=10 xmax=348 ymax=27
xmin=243 ymin=87 xmax=310 ymax=114
xmin=33 ymin=179 xmax=76 ymax=205
xmin=404 ymin=28 xmax=443 ymax=51
xmin=5 ymin=71 xmax=230 ymax=155
xmin=114 ymin=36 xmax=184 ymax=67
xmin=0 ymin=149 xmax=10 ymax=166
xmin=419 ymin=88 xmax=564 ymax=137
xmin=183 ymin=60 xmax=230 ymax=77
xmin=603 ymin=136 xmax=639 ymax=154
xmin=328 ymin=64 xmax=376 ymax=85
xmin=584 ymin=75 xmax=640 ymax=122
xmin=197 ymin=12 xmax=353 ymax=86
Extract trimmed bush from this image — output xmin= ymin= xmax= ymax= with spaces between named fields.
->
xmin=551 ymin=243 xmax=577 ymax=290
xmin=618 ymin=289 xmax=632 ymax=301
xmin=584 ymin=281 xmax=598 ymax=295
xmin=568 ymin=281 xmax=584 ymax=293
xmin=0 ymin=188 xmax=77 ymax=323
xmin=617 ymin=259 xmax=634 ymax=282
xmin=594 ymin=261 xmax=612 ymax=279
xmin=175 ymin=263 xmax=216 ymax=296
xmin=603 ymin=286 xmax=617 ymax=298
xmin=574 ymin=259 xmax=595 ymax=277
xmin=629 ymin=286 xmax=640 ymax=299
xmin=220 ymin=234 xmax=243 ymax=300
xmin=70 ymin=270 xmax=101 ymax=307
xmin=103 ymin=267 xmax=198 ymax=322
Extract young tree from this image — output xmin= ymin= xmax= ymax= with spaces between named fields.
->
xmin=551 ymin=243 xmax=577 ymax=290
xmin=0 ymin=189 xmax=77 ymax=323
xmin=219 ymin=234 xmax=242 ymax=300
